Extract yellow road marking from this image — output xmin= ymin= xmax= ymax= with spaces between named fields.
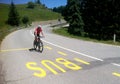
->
xmin=113 ymin=72 xmax=120 ymax=77
xmin=0 ymin=46 xmax=52 ymax=53
xmin=56 ymin=58 xmax=82 ymax=70
xmin=44 ymin=46 xmax=52 ymax=50
xmin=26 ymin=62 xmax=46 ymax=78
xmin=74 ymin=58 xmax=90 ymax=65
xmin=0 ymin=48 xmax=30 ymax=52
xmin=58 ymin=51 xmax=67 ymax=56
xmin=0 ymin=45 xmax=52 ymax=52
xmin=41 ymin=60 xmax=66 ymax=75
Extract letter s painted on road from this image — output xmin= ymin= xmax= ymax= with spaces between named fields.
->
xmin=26 ymin=62 xmax=46 ymax=78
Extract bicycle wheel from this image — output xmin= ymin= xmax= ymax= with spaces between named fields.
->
xmin=38 ymin=41 xmax=43 ymax=53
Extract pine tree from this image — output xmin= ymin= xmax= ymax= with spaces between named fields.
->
xmin=7 ymin=2 xmax=20 ymax=26
xmin=62 ymin=0 xmax=84 ymax=35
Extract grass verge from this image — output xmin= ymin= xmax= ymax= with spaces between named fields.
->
xmin=52 ymin=27 xmax=120 ymax=46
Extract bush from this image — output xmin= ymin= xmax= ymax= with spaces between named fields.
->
xmin=22 ymin=16 xmax=29 ymax=27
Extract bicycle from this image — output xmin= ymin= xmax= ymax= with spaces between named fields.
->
xmin=33 ymin=36 xmax=44 ymax=53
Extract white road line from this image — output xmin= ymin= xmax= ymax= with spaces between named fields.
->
xmin=43 ymin=39 xmax=104 ymax=61
xmin=30 ymin=29 xmax=103 ymax=61
xmin=112 ymin=63 xmax=120 ymax=67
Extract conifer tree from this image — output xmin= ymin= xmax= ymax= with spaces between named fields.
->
xmin=62 ymin=0 xmax=84 ymax=35
xmin=7 ymin=2 xmax=20 ymax=26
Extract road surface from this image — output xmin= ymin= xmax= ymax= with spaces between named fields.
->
xmin=0 ymin=23 xmax=120 ymax=84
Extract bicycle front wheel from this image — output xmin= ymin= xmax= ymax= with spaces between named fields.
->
xmin=38 ymin=41 xmax=43 ymax=53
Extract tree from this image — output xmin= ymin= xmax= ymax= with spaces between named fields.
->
xmin=7 ymin=2 xmax=20 ymax=26
xmin=42 ymin=4 xmax=47 ymax=8
xmin=22 ymin=16 xmax=29 ymax=27
xmin=36 ymin=0 xmax=41 ymax=4
xmin=62 ymin=0 xmax=84 ymax=35
xmin=27 ymin=1 xmax=35 ymax=9
xmin=53 ymin=6 xmax=65 ymax=13
xmin=111 ymin=0 xmax=120 ymax=41
xmin=82 ymin=0 xmax=120 ymax=40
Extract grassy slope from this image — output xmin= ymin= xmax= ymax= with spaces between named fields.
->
xmin=0 ymin=3 xmax=61 ymax=42
xmin=0 ymin=4 xmax=61 ymax=25
xmin=0 ymin=4 xmax=10 ymax=42
xmin=0 ymin=4 xmax=9 ymax=27
xmin=16 ymin=4 xmax=61 ymax=21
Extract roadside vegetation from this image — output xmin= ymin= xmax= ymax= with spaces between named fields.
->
xmin=0 ymin=1 xmax=61 ymax=43
xmin=53 ymin=27 xmax=120 ymax=46
xmin=52 ymin=0 xmax=120 ymax=45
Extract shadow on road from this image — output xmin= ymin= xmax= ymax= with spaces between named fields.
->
xmin=81 ymin=57 xmax=120 ymax=70
xmin=29 ymin=48 xmax=43 ymax=53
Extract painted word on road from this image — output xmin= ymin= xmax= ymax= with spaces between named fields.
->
xmin=26 ymin=57 xmax=90 ymax=78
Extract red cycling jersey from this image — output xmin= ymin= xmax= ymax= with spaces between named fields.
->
xmin=35 ymin=27 xmax=42 ymax=35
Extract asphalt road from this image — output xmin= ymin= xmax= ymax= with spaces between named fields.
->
xmin=0 ymin=23 xmax=120 ymax=84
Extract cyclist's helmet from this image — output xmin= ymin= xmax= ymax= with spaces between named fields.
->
xmin=38 ymin=25 xmax=42 ymax=28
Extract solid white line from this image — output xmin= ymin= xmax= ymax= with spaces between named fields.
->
xmin=43 ymin=40 xmax=103 ymax=61
xmin=30 ymin=29 xmax=103 ymax=61
xmin=112 ymin=63 xmax=120 ymax=67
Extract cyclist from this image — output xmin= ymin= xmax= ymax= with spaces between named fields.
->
xmin=33 ymin=25 xmax=44 ymax=50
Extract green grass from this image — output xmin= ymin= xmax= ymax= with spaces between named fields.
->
xmin=0 ymin=3 xmax=61 ymax=43
xmin=0 ymin=4 xmax=61 ymax=25
xmin=16 ymin=4 xmax=61 ymax=21
xmin=0 ymin=4 xmax=9 ymax=27
xmin=53 ymin=27 xmax=120 ymax=46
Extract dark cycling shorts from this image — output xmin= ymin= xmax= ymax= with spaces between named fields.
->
xmin=34 ymin=32 xmax=40 ymax=37
xmin=37 ymin=34 xmax=40 ymax=37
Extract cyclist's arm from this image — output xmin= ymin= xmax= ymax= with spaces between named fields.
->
xmin=40 ymin=27 xmax=45 ymax=37
xmin=41 ymin=31 xmax=45 ymax=37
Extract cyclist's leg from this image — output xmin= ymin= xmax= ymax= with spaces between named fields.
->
xmin=33 ymin=36 xmax=37 ymax=50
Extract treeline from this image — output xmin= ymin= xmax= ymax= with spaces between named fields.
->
xmin=82 ymin=0 xmax=120 ymax=41
xmin=27 ymin=0 xmax=47 ymax=9
xmin=53 ymin=6 xmax=65 ymax=13
xmin=53 ymin=0 xmax=120 ymax=41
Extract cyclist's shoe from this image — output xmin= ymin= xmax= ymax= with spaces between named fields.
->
xmin=34 ymin=48 xmax=36 ymax=50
